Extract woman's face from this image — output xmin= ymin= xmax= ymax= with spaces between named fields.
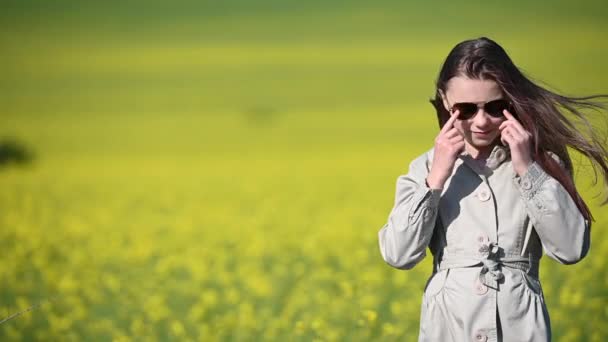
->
xmin=440 ymin=76 xmax=507 ymax=156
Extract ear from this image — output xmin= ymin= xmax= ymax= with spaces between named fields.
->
xmin=438 ymin=89 xmax=450 ymax=112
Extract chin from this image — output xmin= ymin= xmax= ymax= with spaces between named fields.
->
xmin=471 ymin=139 xmax=494 ymax=147
xmin=467 ymin=136 xmax=498 ymax=149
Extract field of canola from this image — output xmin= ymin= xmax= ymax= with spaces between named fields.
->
xmin=1 ymin=1 xmax=607 ymax=340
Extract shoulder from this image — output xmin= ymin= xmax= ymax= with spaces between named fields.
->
xmin=407 ymin=147 xmax=435 ymax=174
xmin=545 ymin=150 xmax=571 ymax=173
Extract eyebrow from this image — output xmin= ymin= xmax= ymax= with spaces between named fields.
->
xmin=452 ymin=97 xmax=504 ymax=104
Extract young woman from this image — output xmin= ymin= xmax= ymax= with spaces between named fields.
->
xmin=377 ymin=37 xmax=608 ymax=341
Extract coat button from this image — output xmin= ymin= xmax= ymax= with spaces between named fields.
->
xmin=521 ymin=179 xmax=532 ymax=190
xmin=474 ymin=279 xmax=488 ymax=295
xmin=473 ymin=330 xmax=488 ymax=342
xmin=477 ymin=233 xmax=489 ymax=244
xmin=476 ymin=187 xmax=491 ymax=201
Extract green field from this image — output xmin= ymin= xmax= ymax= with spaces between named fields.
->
xmin=1 ymin=1 xmax=607 ymax=340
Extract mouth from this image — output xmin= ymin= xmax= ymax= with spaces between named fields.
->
xmin=471 ymin=130 xmax=493 ymax=137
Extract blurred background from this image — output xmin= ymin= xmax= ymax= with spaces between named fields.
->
xmin=1 ymin=0 xmax=607 ymax=340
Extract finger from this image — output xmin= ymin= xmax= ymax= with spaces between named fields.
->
xmin=453 ymin=140 xmax=465 ymax=152
xmin=500 ymin=131 xmax=511 ymax=146
xmin=440 ymin=109 xmax=461 ymax=134
xmin=500 ymin=120 xmax=527 ymax=138
xmin=448 ymin=135 xmax=464 ymax=144
xmin=444 ymin=127 xmax=462 ymax=139
xmin=501 ymin=124 xmax=519 ymax=137
xmin=502 ymin=108 xmax=516 ymax=121
xmin=502 ymin=127 xmax=521 ymax=146
xmin=501 ymin=125 xmax=516 ymax=141
xmin=502 ymin=109 xmax=527 ymax=134
xmin=502 ymin=126 xmax=515 ymax=138
xmin=509 ymin=125 xmax=527 ymax=142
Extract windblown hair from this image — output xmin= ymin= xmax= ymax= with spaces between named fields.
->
xmin=429 ymin=36 xmax=608 ymax=223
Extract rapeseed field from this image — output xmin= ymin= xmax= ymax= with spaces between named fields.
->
xmin=1 ymin=1 xmax=607 ymax=340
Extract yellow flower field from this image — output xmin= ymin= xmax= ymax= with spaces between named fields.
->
xmin=1 ymin=1 xmax=607 ymax=340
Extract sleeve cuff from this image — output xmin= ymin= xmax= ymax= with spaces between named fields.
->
xmin=514 ymin=161 xmax=549 ymax=200
xmin=427 ymin=188 xmax=442 ymax=208
xmin=423 ymin=179 xmax=443 ymax=206
xmin=420 ymin=183 xmax=442 ymax=210
xmin=406 ymin=184 xmax=442 ymax=223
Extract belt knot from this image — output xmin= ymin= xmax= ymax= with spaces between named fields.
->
xmin=478 ymin=241 xmax=504 ymax=288
xmin=435 ymin=244 xmax=538 ymax=290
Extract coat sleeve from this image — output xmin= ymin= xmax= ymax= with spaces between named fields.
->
xmin=378 ymin=151 xmax=442 ymax=270
xmin=514 ymin=156 xmax=591 ymax=265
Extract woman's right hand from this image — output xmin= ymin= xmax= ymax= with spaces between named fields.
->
xmin=426 ymin=110 xmax=465 ymax=189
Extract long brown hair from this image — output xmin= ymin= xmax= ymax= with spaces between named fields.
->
xmin=429 ymin=36 xmax=608 ymax=223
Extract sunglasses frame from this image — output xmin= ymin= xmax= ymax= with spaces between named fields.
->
xmin=447 ymin=98 xmax=514 ymax=120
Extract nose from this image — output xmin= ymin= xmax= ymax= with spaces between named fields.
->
xmin=473 ymin=108 xmax=492 ymax=127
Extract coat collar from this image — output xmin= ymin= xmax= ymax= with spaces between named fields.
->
xmin=459 ymin=144 xmax=511 ymax=175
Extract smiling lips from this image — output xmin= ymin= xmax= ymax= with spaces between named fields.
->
xmin=472 ymin=130 xmax=492 ymax=137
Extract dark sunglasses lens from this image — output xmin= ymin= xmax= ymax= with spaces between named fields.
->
xmin=453 ymin=103 xmax=478 ymax=119
xmin=484 ymin=100 xmax=510 ymax=118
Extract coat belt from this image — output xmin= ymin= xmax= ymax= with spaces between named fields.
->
xmin=436 ymin=242 xmax=540 ymax=290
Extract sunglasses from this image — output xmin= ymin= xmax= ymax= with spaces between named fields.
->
xmin=448 ymin=99 xmax=514 ymax=120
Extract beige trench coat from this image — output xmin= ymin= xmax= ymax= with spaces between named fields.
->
xmin=378 ymin=144 xmax=590 ymax=342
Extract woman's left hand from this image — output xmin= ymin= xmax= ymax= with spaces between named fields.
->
xmin=499 ymin=109 xmax=533 ymax=176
